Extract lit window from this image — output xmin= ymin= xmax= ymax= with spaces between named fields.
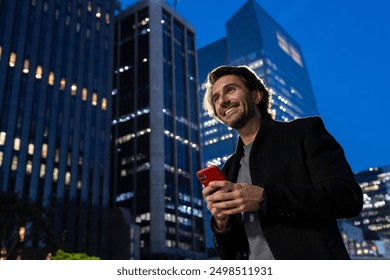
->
xmin=87 ymin=1 xmax=92 ymax=12
xmin=9 ymin=52 xmax=16 ymax=67
xmin=141 ymin=18 xmax=149 ymax=26
xmin=96 ymin=7 xmax=101 ymax=18
xmin=28 ymin=143 xmax=34 ymax=155
xmin=0 ymin=151 xmax=3 ymax=166
xmin=48 ymin=72 xmax=54 ymax=85
xmin=55 ymin=149 xmax=59 ymax=162
xmin=0 ymin=46 xmax=2 ymax=60
xmin=105 ymin=13 xmax=110 ymax=24
xmin=41 ymin=143 xmax=48 ymax=158
xmin=23 ymin=59 xmax=29 ymax=73
xmin=71 ymin=84 xmax=77 ymax=95
xmin=11 ymin=156 xmax=18 ymax=171
xmin=14 ymin=138 xmax=21 ymax=151
xmin=60 ymin=78 xmax=66 ymax=90
xmin=0 ymin=131 xmax=6 ymax=145
xmin=65 ymin=171 xmax=71 ymax=185
xmin=101 ymin=97 xmax=107 ymax=110
xmin=82 ymin=88 xmax=88 ymax=101
xmin=26 ymin=160 xmax=32 ymax=174
xmin=53 ymin=168 xmax=58 ymax=181
xmin=35 ymin=65 xmax=42 ymax=79
xmin=40 ymin=164 xmax=46 ymax=178
xmin=92 ymin=93 xmax=98 ymax=106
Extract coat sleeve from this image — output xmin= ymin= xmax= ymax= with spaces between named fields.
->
xmin=211 ymin=215 xmax=249 ymax=260
xmin=262 ymin=117 xmax=363 ymax=220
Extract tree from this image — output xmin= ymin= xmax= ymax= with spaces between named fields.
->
xmin=50 ymin=249 xmax=100 ymax=260
xmin=0 ymin=192 xmax=55 ymax=259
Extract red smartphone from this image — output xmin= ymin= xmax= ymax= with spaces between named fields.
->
xmin=196 ymin=165 xmax=226 ymax=187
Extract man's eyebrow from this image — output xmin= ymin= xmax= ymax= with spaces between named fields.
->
xmin=213 ymin=82 xmax=240 ymax=95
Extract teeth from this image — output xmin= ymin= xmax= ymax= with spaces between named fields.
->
xmin=225 ymin=107 xmax=237 ymax=116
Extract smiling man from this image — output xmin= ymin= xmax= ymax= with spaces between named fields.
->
xmin=201 ymin=65 xmax=363 ymax=260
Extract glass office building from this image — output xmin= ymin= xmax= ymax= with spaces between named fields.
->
xmin=349 ymin=165 xmax=390 ymax=258
xmin=0 ymin=0 xmax=115 ymax=259
xmin=198 ymin=0 xmax=319 ymax=168
xmin=112 ymin=0 xmax=206 ymax=259
xmin=197 ymin=0 xmax=319 ymax=250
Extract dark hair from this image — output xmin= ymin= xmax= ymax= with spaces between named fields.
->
xmin=203 ymin=65 xmax=274 ymax=120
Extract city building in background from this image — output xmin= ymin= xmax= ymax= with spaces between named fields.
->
xmin=197 ymin=0 xmax=319 ymax=251
xmin=111 ymin=0 xmax=206 ymax=259
xmin=0 ymin=0 xmax=115 ymax=259
xmin=341 ymin=165 xmax=390 ymax=259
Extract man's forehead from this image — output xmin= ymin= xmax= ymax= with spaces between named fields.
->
xmin=212 ymin=75 xmax=243 ymax=92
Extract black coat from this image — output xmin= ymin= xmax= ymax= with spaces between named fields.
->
xmin=212 ymin=116 xmax=363 ymax=259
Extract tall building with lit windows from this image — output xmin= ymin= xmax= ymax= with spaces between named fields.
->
xmin=0 ymin=0 xmax=115 ymax=259
xmin=111 ymin=0 xmax=206 ymax=259
xmin=197 ymin=0 xmax=319 ymax=249
xmin=346 ymin=165 xmax=390 ymax=258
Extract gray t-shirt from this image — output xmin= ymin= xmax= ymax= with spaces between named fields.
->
xmin=236 ymin=143 xmax=274 ymax=260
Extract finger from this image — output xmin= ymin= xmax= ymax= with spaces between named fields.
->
xmin=208 ymin=180 xmax=230 ymax=189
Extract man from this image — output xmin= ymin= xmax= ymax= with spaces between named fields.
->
xmin=202 ymin=65 xmax=363 ymax=259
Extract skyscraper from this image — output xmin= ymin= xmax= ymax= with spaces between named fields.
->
xmin=197 ymin=0 xmax=319 ymax=250
xmin=351 ymin=165 xmax=390 ymax=258
xmin=0 ymin=0 xmax=115 ymax=259
xmin=112 ymin=0 xmax=206 ymax=259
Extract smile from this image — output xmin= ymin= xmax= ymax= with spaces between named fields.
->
xmin=225 ymin=107 xmax=238 ymax=116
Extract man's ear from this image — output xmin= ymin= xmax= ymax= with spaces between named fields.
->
xmin=252 ymin=89 xmax=263 ymax=104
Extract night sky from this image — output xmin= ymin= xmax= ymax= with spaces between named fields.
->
xmin=122 ymin=0 xmax=390 ymax=173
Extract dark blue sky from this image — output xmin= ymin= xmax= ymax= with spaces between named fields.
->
xmin=123 ymin=0 xmax=390 ymax=173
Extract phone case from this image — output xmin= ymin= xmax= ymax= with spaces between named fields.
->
xmin=196 ymin=165 xmax=226 ymax=187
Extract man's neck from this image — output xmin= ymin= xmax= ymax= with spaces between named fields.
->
xmin=237 ymin=117 xmax=261 ymax=146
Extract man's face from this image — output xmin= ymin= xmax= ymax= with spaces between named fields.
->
xmin=211 ymin=75 xmax=260 ymax=130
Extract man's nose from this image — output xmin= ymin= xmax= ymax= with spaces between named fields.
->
xmin=219 ymin=94 xmax=230 ymax=105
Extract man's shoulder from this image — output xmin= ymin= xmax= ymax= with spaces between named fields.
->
xmin=270 ymin=116 xmax=324 ymax=129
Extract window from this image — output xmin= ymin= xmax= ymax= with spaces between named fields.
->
xmin=35 ymin=65 xmax=42 ymax=79
xmin=71 ymin=84 xmax=77 ymax=95
xmin=9 ymin=52 xmax=16 ymax=67
xmin=48 ymin=72 xmax=54 ymax=85
xmin=60 ymin=78 xmax=66 ymax=90
xmin=41 ymin=143 xmax=48 ymax=158
xmin=92 ymin=93 xmax=97 ymax=106
xmin=14 ymin=138 xmax=21 ymax=151
xmin=23 ymin=59 xmax=29 ymax=73
xmin=82 ymin=88 xmax=88 ymax=101
xmin=0 ymin=132 xmax=6 ymax=145
xmin=28 ymin=143 xmax=34 ymax=155
xmin=101 ymin=98 xmax=107 ymax=110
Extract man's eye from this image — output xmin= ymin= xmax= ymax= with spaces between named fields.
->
xmin=227 ymin=86 xmax=235 ymax=92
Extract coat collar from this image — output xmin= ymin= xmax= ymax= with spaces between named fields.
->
xmin=235 ymin=118 xmax=276 ymax=156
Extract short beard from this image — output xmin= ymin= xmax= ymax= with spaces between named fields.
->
xmin=225 ymin=104 xmax=257 ymax=130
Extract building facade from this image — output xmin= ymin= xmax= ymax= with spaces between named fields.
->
xmin=112 ymin=0 xmax=206 ymax=259
xmin=0 ymin=0 xmax=115 ymax=259
xmin=348 ymin=165 xmax=390 ymax=258
xmin=197 ymin=0 xmax=319 ymax=250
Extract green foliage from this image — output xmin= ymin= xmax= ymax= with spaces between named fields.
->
xmin=0 ymin=192 xmax=55 ymax=259
xmin=51 ymin=249 xmax=100 ymax=260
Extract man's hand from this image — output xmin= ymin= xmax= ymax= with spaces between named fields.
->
xmin=202 ymin=180 xmax=265 ymax=230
